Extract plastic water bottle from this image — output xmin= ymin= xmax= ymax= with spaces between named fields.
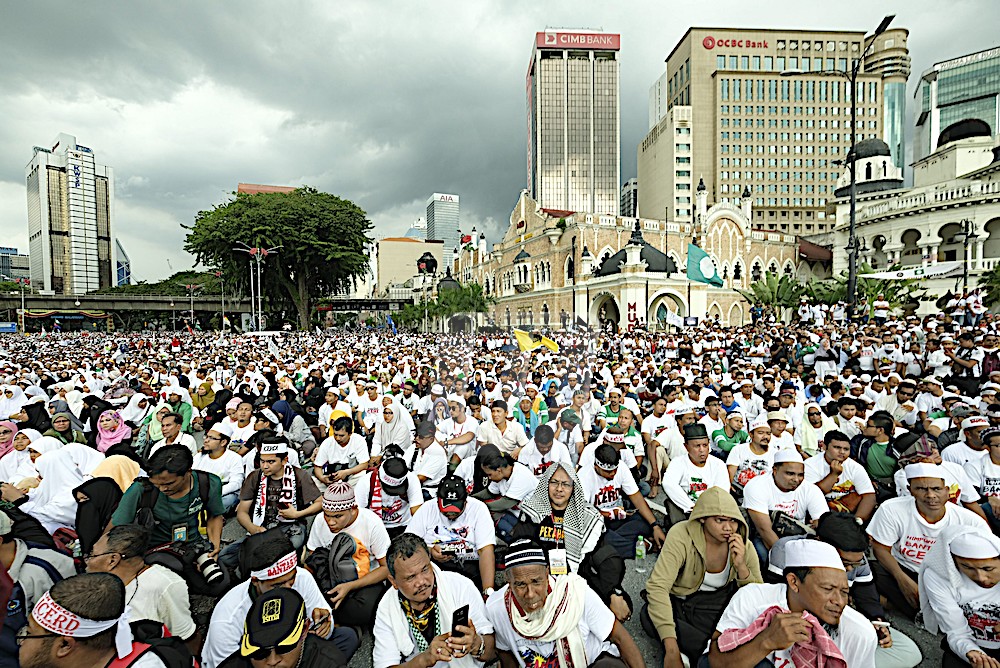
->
xmin=635 ymin=536 xmax=647 ymax=573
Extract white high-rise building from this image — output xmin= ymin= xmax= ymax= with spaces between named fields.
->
xmin=426 ymin=193 xmax=460 ymax=256
xmin=25 ymin=133 xmax=115 ymax=294
xmin=527 ymin=30 xmax=622 ymax=215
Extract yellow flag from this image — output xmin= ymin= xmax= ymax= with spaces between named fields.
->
xmin=540 ymin=336 xmax=560 ymax=352
xmin=513 ymin=329 xmax=539 ymax=352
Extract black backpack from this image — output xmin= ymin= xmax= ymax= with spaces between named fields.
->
xmin=110 ymin=621 xmax=196 ymax=668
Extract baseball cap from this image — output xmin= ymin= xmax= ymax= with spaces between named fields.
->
xmin=240 ymin=588 xmax=307 ymax=659
xmin=437 ymin=475 xmax=468 ymax=513
xmin=379 ymin=457 xmax=410 ymax=496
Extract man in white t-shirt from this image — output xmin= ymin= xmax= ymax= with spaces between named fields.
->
xmin=803 ymin=429 xmax=875 ymax=522
xmin=727 ymin=417 xmax=776 ymax=497
xmin=578 ymin=443 xmax=665 ymax=559
xmin=193 ymin=422 xmax=245 ymax=510
xmin=484 ymin=540 xmax=644 ymax=668
xmin=312 ymin=416 xmax=370 ymax=489
xmin=662 ymin=423 xmax=730 ymax=526
xmin=437 ymin=395 xmax=480 ymax=462
xmin=410 ymin=420 xmax=448 ymax=497
xmin=405 ymin=475 xmax=497 ymax=595
xmin=476 ymin=399 xmax=527 ymax=458
xmin=303 ymin=481 xmax=390 ymax=625
xmin=743 ymin=449 xmax=829 ymax=569
xmin=354 ymin=457 xmax=423 ymax=538
xmin=707 ymin=540 xmax=877 ymax=668
xmin=472 ymin=448 xmax=537 ymax=527
xmin=866 ymin=462 xmax=987 ymax=619
xmin=354 ymin=382 xmax=384 ymax=438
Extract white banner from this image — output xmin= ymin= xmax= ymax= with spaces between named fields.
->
xmin=860 ymin=261 xmax=962 ymax=280
xmin=665 ymin=311 xmax=684 ymax=327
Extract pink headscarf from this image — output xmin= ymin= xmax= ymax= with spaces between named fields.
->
xmin=96 ymin=410 xmax=131 ymax=453
xmin=0 ymin=421 xmax=16 ymax=458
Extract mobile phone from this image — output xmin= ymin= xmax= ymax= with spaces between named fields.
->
xmin=451 ymin=605 xmax=469 ymax=636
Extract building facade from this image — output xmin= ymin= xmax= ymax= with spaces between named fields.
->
xmin=426 ymin=193 xmax=460 ymax=257
xmin=0 ymin=248 xmax=31 ymax=283
xmin=915 ymin=46 xmax=1000 ymax=162
xmin=26 ymin=133 xmax=115 ymax=295
xmin=829 ymin=126 xmax=1000 ymax=312
xmin=527 ymin=30 xmax=621 ymax=215
xmin=620 ymin=178 xmax=638 ymax=217
xmin=456 ymin=190 xmax=808 ymax=331
xmin=638 ymin=26 xmax=910 ymax=236
xmin=115 ymin=239 xmax=131 ymax=286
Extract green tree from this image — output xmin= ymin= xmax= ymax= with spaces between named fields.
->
xmin=805 ymin=264 xmax=932 ymax=315
xmin=980 ymin=264 xmax=1000 ymax=307
xmin=184 ymin=187 xmax=373 ymax=330
xmin=736 ymin=272 xmax=804 ymax=308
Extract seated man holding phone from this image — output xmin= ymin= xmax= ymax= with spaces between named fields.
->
xmin=373 ymin=533 xmax=496 ymax=668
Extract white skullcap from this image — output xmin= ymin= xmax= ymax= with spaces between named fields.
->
xmin=606 ymin=386 xmax=622 ymax=396
xmin=774 ymin=449 xmax=804 ymax=464
xmin=748 ymin=417 xmax=769 ymax=432
xmin=951 ymin=532 xmax=1000 ymax=560
xmin=963 ymin=416 xmax=989 ymax=430
xmin=431 ymin=383 xmax=444 ymax=395
xmin=904 ymin=463 xmax=945 ymax=481
xmin=449 ymin=394 xmax=466 ymax=408
xmin=209 ymin=422 xmax=234 ymax=439
xmin=784 ymin=540 xmax=846 ymax=571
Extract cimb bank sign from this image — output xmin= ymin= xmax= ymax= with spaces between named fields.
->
xmin=536 ymin=32 xmax=621 ymax=51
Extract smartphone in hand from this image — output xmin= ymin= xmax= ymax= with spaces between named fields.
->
xmin=451 ymin=604 xmax=470 ymax=637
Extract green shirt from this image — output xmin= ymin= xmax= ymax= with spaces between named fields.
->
xmin=711 ymin=427 xmax=749 ymax=454
xmin=865 ymin=441 xmax=896 ymax=479
xmin=111 ymin=472 xmax=225 ymax=546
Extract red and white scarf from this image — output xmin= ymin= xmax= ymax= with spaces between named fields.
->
xmin=252 ymin=464 xmax=296 ymax=526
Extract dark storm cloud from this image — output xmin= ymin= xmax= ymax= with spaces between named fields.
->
xmin=0 ymin=0 xmax=996 ymax=279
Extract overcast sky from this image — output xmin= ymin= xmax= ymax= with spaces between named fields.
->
xmin=1 ymin=0 xmax=997 ymax=282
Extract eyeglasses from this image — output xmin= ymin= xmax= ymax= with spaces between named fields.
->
xmin=548 ymin=480 xmax=573 ymax=490
xmin=383 ymin=409 xmax=394 ymax=414
xmin=16 ymin=627 xmax=58 ymax=646
xmin=246 ymin=642 xmax=299 ymax=662
xmin=83 ymin=551 xmax=121 ymax=562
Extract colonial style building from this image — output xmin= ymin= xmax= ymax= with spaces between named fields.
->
xmin=829 ymin=120 xmax=1000 ymax=311
xmin=455 ymin=187 xmax=818 ymax=330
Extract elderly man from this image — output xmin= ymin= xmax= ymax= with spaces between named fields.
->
xmin=372 ymin=533 xmax=496 ymax=668
xmin=705 ymin=540 xmax=877 ymax=667
xmin=485 ymin=540 xmax=645 ymax=668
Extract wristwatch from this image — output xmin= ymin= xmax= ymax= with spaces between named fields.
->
xmin=472 ymin=634 xmax=486 ymax=659
xmin=483 ymin=587 xmax=495 ymax=597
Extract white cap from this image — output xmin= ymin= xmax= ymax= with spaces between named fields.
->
xmin=784 ymin=540 xmax=846 ymax=571
xmin=748 ymin=417 xmax=769 ymax=432
xmin=963 ymin=416 xmax=989 ymax=430
xmin=448 ymin=394 xmax=466 ymax=408
xmin=431 ymin=383 xmax=445 ymax=395
xmin=607 ymin=386 xmax=622 ymax=396
xmin=774 ymin=449 xmax=804 ymax=464
xmin=904 ymin=463 xmax=945 ymax=481
xmin=951 ymin=532 xmax=1000 ymax=559
xmin=208 ymin=422 xmax=234 ymax=439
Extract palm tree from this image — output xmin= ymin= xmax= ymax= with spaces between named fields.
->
xmin=736 ymin=272 xmax=804 ymax=308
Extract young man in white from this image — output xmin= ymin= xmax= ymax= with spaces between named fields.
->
xmin=304 ymin=481 xmax=390 ymax=625
xmin=727 ymin=417 xmax=776 ymax=496
xmin=410 ymin=420 xmax=448 ymax=498
xmin=707 ymin=540 xmax=877 ymax=668
xmin=193 ymin=422 xmax=245 ymax=511
xmin=661 ymin=423 xmax=730 ymax=527
xmin=867 ymin=462 xmax=987 ymax=619
xmin=803 ymin=429 xmax=875 ymax=522
xmin=742 ymin=449 xmax=829 ymax=569
xmin=476 ymin=399 xmax=527 ymax=459
xmin=436 ymin=394 xmax=480 ymax=461
xmin=354 ymin=456 xmax=423 ymax=538
xmin=312 ymin=416 xmax=370 ymax=489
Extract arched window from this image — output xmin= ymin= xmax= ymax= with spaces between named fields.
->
xmin=768 ymin=261 xmax=778 ymax=274
xmin=506 ymin=308 xmax=511 ymax=327
xmin=752 ymin=262 xmax=762 ymax=282
xmin=566 ymin=256 xmax=575 ymax=282
xmin=865 ymin=162 xmax=872 ymax=180
xmin=733 ymin=262 xmax=743 ymax=280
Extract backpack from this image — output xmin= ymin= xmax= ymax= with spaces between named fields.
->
xmin=110 ymin=621 xmax=197 ymax=668
xmin=983 ymin=350 xmax=1000 ymax=382
xmin=135 ymin=470 xmax=213 ymax=539
xmin=303 ymin=533 xmax=368 ymax=591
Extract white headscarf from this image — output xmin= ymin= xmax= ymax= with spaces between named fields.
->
xmin=21 ymin=448 xmax=86 ymax=533
xmin=120 ymin=393 xmax=154 ymax=425
xmin=0 ymin=386 xmax=27 ymax=420
xmin=919 ymin=524 xmax=1000 ymax=636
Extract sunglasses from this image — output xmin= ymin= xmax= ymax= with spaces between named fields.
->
xmin=247 ymin=642 xmax=299 ymax=662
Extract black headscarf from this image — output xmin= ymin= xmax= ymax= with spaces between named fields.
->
xmin=17 ymin=403 xmax=51 ymax=433
xmin=73 ymin=478 xmax=123 ymax=556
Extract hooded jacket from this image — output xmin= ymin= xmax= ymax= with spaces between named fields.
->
xmin=644 ymin=486 xmax=762 ymax=640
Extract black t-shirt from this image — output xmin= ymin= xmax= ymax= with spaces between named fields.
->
xmin=238 ymin=468 xmax=320 ymax=528
xmin=535 ymin=509 xmax=565 ymax=550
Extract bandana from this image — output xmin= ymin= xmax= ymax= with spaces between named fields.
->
xmin=32 ymin=592 xmax=133 ymax=659
xmin=250 ymin=551 xmax=298 ymax=581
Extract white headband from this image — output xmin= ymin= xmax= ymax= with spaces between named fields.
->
xmin=379 ymin=470 xmax=407 ymax=487
xmin=32 ymin=592 xmax=133 ymax=659
xmin=259 ymin=441 xmax=288 ymax=456
xmin=249 ymin=551 xmax=298 ymax=581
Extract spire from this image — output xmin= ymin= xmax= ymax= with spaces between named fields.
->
xmin=696 ymin=177 xmax=706 ymax=192
xmin=628 ymin=218 xmax=644 ymax=246
xmin=742 ymin=185 xmax=751 ymax=198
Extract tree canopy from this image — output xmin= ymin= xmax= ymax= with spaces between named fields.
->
xmin=394 ymin=282 xmax=494 ymax=330
xmin=184 ymin=187 xmax=373 ymax=329
xmin=92 ymin=270 xmax=222 ymax=296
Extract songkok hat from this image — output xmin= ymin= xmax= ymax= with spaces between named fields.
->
xmin=683 ymin=423 xmax=708 ymax=441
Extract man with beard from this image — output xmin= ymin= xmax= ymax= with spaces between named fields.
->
xmin=372 ymin=533 xmax=495 ymax=668
xmin=705 ymin=540 xmax=877 ymax=667
xmin=485 ymin=540 xmax=644 ymax=668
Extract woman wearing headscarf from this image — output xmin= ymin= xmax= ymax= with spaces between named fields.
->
xmin=0 ymin=448 xmax=86 ymax=534
xmin=0 ymin=421 xmax=17 ymax=460
xmin=0 ymin=428 xmax=42 ymax=488
xmin=512 ymin=461 xmax=634 ymax=623
xmin=0 ymin=386 xmax=27 ymax=421
xmin=272 ymin=399 xmax=315 ymax=457
xmin=163 ymin=385 xmax=193 ymax=433
xmin=46 ymin=398 xmax=84 ymax=431
xmin=190 ymin=381 xmax=216 ymax=431
xmin=12 ymin=398 xmax=51 ymax=434
xmin=43 ymin=411 xmax=87 ymax=445
xmin=119 ymin=393 xmax=154 ymax=432
xmin=90 ymin=454 xmax=142 ymax=492
xmin=95 ymin=409 xmax=133 ymax=454
xmin=920 ymin=525 xmax=1000 ymax=667
xmin=73 ymin=477 xmax=123 ymax=556
xmin=372 ymin=397 xmax=414 ymax=466
xmin=428 ymin=396 xmax=450 ymax=427
xmin=80 ymin=395 xmax=114 ymax=447
xmin=137 ymin=403 xmax=171 ymax=458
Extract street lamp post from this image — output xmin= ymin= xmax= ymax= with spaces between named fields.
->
xmin=954 ymin=218 xmax=979 ymax=295
xmin=234 ymin=243 xmax=282 ymax=332
xmin=215 ymin=271 xmax=226 ymax=330
xmin=170 ymin=300 xmax=175 ymax=331
xmin=185 ymin=284 xmax=200 ymax=331
xmin=783 ymin=15 xmax=894 ymax=320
